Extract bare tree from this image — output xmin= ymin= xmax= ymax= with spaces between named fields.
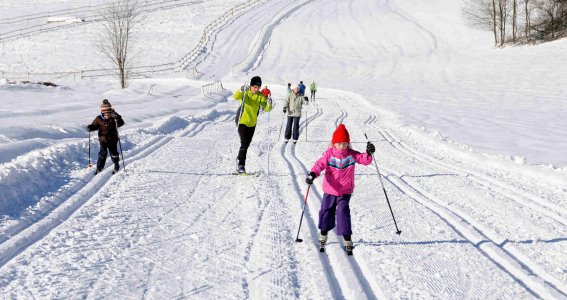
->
xmin=512 ymin=0 xmax=518 ymax=41
xmin=98 ymin=0 xmax=143 ymax=89
xmin=463 ymin=0 xmax=566 ymax=45
xmin=462 ymin=0 xmax=500 ymax=45
xmin=525 ymin=0 xmax=532 ymax=41
xmin=530 ymin=0 xmax=567 ymax=41
xmin=493 ymin=0 xmax=499 ymax=44
xmin=498 ymin=0 xmax=509 ymax=46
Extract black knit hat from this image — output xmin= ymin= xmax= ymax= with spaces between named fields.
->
xmin=250 ymin=76 xmax=262 ymax=87
xmin=100 ymin=99 xmax=113 ymax=114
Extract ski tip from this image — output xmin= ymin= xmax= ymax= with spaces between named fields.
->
xmin=395 ymin=230 xmax=402 ymax=235
xmin=295 ymin=238 xmax=303 ymax=243
xmin=319 ymin=248 xmax=325 ymax=253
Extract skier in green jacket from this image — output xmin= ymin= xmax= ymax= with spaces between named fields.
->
xmin=310 ymin=81 xmax=317 ymax=101
xmin=233 ymin=76 xmax=273 ymax=174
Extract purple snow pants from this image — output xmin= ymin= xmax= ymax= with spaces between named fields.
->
xmin=318 ymin=193 xmax=352 ymax=236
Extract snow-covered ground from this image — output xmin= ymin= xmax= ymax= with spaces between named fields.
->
xmin=0 ymin=0 xmax=566 ymax=299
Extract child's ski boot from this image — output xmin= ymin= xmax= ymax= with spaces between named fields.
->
xmin=344 ymin=240 xmax=354 ymax=256
xmin=319 ymin=234 xmax=327 ymax=252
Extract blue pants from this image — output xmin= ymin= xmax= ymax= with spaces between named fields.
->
xmin=284 ymin=116 xmax=301 ymax=141
xmin=318 ymin=193 xmax=352 ymax=236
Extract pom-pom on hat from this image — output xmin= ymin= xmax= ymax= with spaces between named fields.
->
xmin=331 ymin=124 xmax=350 ymax=144
xmin=100 ymin=99 xmax=113 ymax=114
xmin=250 ymin=76 xmax=262 ymax=87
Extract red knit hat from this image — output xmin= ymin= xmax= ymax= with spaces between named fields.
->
xmin=331 ymin=124 xmax=350 ymax=144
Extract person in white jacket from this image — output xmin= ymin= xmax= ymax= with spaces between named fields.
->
xmin=283 ymin=86 xmax=308 ymax=144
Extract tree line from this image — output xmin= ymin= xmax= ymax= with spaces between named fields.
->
xmin=462 ymin=0 xmax=567 ymax=46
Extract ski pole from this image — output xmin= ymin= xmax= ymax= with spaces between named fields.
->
xmin=267 ymin=97 xmax=271 ymax=175
xmin=235 ymin=82 xmax=248 ymax=168
xmin=365 ymin=133 xmax=402 ymax=235
xmin=304 ymin=96 xmax=309 ymax=141
xmin=115 ymin=118 xmax=126 ymax=171
xmin=295 ymin=184 xmax=311 ymax=242
xmin=88 ymin=130 xmax=92 ymax=168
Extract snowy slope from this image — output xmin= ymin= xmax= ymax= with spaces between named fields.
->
xmin=0 ymin=0 xmax=566 ymax=299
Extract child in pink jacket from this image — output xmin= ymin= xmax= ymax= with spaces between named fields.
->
xmin=305 ymin=124 xmax=375 ymax=253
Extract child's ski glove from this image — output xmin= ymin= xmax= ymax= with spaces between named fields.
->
xmin=240 ymin=85 xmax=250 ymax=92
xmin=366 ymin=142 xmax=375 ymax=154
xmin=305 ymin=172 xmax=316 ymax=185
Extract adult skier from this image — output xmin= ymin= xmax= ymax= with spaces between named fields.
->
xmin=87 ymin=99 xmax=125 ymax=175
xmin=298 ymin=81 xmax=306 ymax=96
xmin=233 ymin=76 xmax=273 ymax=174
xmin=283 ymin=85 xmax=308 ymax=144
xmin=261 ymin=85 xmax=271 ymax=99
xmin=310 ymin=81 xmax=317 ymax=101
xmin=305 ymin=124 xmax=376 ymax=254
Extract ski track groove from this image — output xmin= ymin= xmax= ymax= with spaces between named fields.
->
xmin=189 ymin=117 xmax=302 ymax=299
xmin=282 ymin=96 xmax=387 ymax=299
xmin=389 ymin=129 xmax=567 ymax=221
xmin=288 ymin=144 xmax=385 ymax=300
xmin=329 ymin=97 xmax=348 ymax=127
xmin=331 ymin=94 xmax=567 ymax=298
xmin=275 ymin=99 xmax=346 ymax=299
xmin=376 ymin=129 xmax=567 ymax=297
xmin=384 ymin=173 xmax=566 ymax=299
xmin=0 ymin=111 xmax=231 ymax=271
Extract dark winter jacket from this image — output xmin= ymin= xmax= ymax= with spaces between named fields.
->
xmin=298 ymin=83 xmax=306 ymax=95
xmin=87 ymin=113 xmax=124 ymax=143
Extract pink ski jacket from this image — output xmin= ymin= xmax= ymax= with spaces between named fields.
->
xmin=310 ymin=147 xmax=373 ymax=196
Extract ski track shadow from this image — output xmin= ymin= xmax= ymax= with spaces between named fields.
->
xmin=144 ymin=170 xmax=242 ymax=176
xmin=358 ymin=239 xmax=470 ymax=248
xmin=503 ymin=237 xmax=567 ymax=245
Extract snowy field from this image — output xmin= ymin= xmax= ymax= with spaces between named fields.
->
xmin=0 ymin=0 xmax=566 ymax=299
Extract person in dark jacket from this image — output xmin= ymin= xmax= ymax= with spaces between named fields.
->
xmin=87 ymin=99 xmax=125 ymax=174
xmin=298 ymin=81 xmax=306 ymax=96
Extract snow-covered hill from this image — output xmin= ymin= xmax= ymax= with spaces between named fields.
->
xmin=0 ymin=0 xmax=566 ymax=299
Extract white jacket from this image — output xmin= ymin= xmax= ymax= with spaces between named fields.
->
xmin=284 ymin=93 xmax=308 ymax=117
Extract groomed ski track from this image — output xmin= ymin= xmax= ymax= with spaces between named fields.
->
xmin=1 ymin=90 xmax=566 ymax=298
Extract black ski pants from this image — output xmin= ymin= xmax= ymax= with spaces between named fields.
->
xmin=310 ymin=90 xmax=316 ymax=101
xmin=97 ymin=139 xmax=120 ymax=171
xmin=285 ymin=116 xmax=301 ymax=141
xmin=237 ymin=124 xmax=256 ymax=166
